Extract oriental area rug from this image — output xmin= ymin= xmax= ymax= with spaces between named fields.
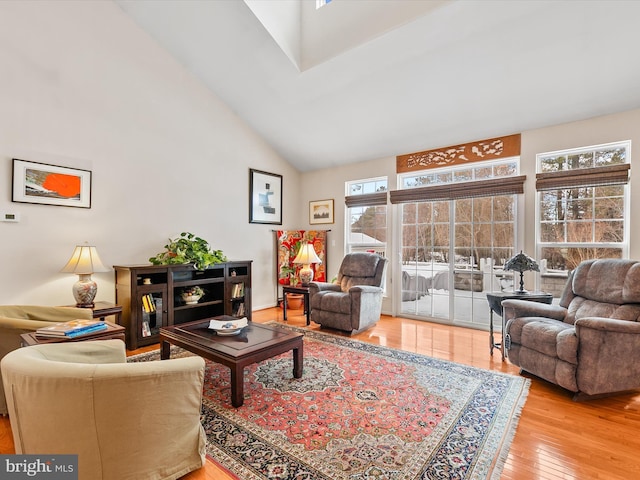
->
xmin=130 ymin=325 xmax=529 ymax=480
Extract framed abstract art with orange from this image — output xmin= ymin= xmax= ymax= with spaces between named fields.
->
xmin=12 ymin=158 xmax=92 ymax=208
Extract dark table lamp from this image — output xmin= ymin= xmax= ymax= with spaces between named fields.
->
xmin=504 ymin=251 xmax=539 ymax=294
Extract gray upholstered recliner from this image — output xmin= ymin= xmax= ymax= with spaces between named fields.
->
xmin=504 ymin=258 xmax=640 ymax=400
xmin=309 ymin=252 xmax=387 ymax=333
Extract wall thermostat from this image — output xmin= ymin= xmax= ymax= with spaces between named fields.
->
xmin=1 ymin=212 xmax=20 ymax=222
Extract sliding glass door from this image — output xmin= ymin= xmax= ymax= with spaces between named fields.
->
xmin=400 ymin=200 xmax=451 ymax=320
xmin=450 ymin=195 xmax=516 ymax=326
xmin=398 ymin=160 xmax=519 ymax=327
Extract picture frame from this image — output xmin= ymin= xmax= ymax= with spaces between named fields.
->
xmin=309 ymin=199 xmax=334 ymax=224
xmin=249 ymin=168 xmax=282 ymax=224
xmin=12 ymin=159 xmax=92 ymax=208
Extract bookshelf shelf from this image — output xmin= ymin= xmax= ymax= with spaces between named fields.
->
xmin=115 ymin=261 xmax=252 ymax=349
xmin=174 ymin=299 xmax=224 ymax=311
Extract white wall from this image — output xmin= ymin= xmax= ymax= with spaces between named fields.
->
xmin=299 ymin=156 xmax=396 ymax=313
xmin=301 ymin=108 xmax=640 ymax=315
xmin=521 ymin=108 xmax=640 ymax=261
xmin=2 ymin=1 xmax=639 ymax=316
xmin=0 ymin=1 xmax=300 ymax=309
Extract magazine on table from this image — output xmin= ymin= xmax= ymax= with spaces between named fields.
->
xmin=36 ymin=319 xmax=107 ymax=338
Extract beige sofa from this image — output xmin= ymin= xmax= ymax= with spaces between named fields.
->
xmin=0 ymin=305 xmax=93 ymax=415
xmin=504 ymin=259 xmax=640 ymax=400
xmin=1 ymin=339 xmax=206 ymax=480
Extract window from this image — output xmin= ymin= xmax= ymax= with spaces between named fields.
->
xmin=536 ymin=141 xmax=630 ymax=275
xmin=345 ymin=177 xmax=387 ymax=257
xmin=394 ymin=159 xmax=522 ymax=325
xmin=397 ymin=160 xmax=521 ymax=269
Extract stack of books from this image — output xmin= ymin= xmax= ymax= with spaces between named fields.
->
xmin=35 ymin=319 xmax=108 ymax=339
xmin=141 ymin=294 xmax=156 ymax=313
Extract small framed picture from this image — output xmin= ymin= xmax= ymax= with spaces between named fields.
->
xmin=249 ymin=168 xmax=283 ymax=224
xmin=309 ymin=199 xmax=334 ymax=224
xmin=12 ymin=158 xmax=92 ymax=208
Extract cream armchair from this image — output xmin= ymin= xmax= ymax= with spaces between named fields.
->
xmin=1 ymin=339 xmax=206 ymax=480
xmin=0 ymin=304 xmax=93 ymax=415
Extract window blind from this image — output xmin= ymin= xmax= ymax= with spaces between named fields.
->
xmin=389 ymin=175 xmax=526 ymax=204
xmin=345 ymin=191 xmax=388 ymax=207
xmin=535 ymin=163 xmax=630 ymax=191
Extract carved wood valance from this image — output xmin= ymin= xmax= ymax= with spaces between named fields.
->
xmin=396 ymin=134 xmax=521 ymax=173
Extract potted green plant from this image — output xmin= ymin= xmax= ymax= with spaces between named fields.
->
xmin=149 ymin=232 xmax=227 ymax=271
xmin=279 ymin=265 xmax=297 ymax=285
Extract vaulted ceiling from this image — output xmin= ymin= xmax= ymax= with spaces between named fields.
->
xmin=116 ymin=0 xmax=640 ymax=172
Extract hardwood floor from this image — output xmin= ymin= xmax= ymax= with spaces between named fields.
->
xmin=2 ymin=307 xmax=639 ymax=479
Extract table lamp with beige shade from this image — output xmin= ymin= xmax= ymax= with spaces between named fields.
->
xmin=293 ymin=243 xmax=322 ymax=286
xmin=61 ymin=243 xmax=110 ymax=308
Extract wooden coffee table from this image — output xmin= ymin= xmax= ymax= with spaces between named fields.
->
xmin=160 ymin=318 xmax=303 ymax=407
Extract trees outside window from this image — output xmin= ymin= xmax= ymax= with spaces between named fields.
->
xmin=398 ymin=159 xmax=520 ymax=325
xmin=346 ymin=177 xmax=387 ymax=256
xmin=537 ymin=142 xmax=629 ymax=273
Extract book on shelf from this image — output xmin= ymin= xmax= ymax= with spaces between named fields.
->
xmin=142 ymin=294 xmax=156 ymax=313
xmin=141 ymin=321 xmax=151 ymax=337
xmin=233 ymin=303 xmax=245 ymax=317
xmin=232 ymin=283 xmax=244 ymax=298
xmin=36 ymin=319 xmax=108 ymax=338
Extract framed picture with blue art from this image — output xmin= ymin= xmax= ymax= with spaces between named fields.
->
xmin=12 ymin=158 xmax=92 ymax=208
xmin=249 ymin=168 xmax=282 ymax=224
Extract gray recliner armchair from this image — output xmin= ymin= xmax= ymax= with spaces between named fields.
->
xmin=309 ymin=252 xmax=387 ymax=333
xmin=504 ymin=258 xmax=640 ymax=400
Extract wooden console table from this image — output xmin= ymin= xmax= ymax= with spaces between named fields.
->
xmin=62 ymin=301 xmax=123 ymax=325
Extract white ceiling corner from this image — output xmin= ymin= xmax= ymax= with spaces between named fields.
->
xmin=244 ymin=0 xmax=449 ymax=71
xmin=115 ymin=0 xmax=640 ymax=172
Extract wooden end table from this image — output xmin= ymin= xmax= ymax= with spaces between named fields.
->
xmin=486 ymin=291 xmax=553 ymax=361
xmin=160 ymin=318 xmax=303 ymax=407
xmin=282 ymin=285 xmax=310 ymax=325
xmin=21 ymin=321 xmax=126 ymax=346
xmin=62 ymin=301 xmax=123 ymax=325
